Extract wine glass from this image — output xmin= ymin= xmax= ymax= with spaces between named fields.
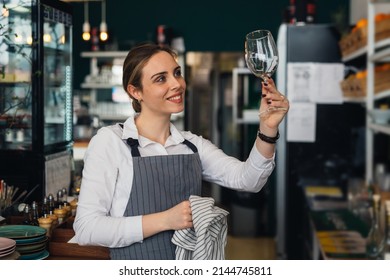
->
xmin=245 ymin=29 xmax=285 ymax=114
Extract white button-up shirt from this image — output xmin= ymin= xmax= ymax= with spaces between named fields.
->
xmin=73 ymin=114 xmax=275 ymax=248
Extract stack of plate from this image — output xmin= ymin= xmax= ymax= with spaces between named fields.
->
xmin=0 ymin=237 xmax=17 ymax=260
xmin=0 ymin=225 xmax=49 ymax=260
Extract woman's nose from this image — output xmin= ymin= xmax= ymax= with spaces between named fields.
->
xmin=169 ymin=76 xmax=182 ymax=90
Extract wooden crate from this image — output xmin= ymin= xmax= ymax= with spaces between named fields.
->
xmin=339 ymin=28 xmax=367 ymax=58
xmin=340 ymin=69 xmax=390 ymax=98
xmin=376 ymin=18 xmax=390 ymax=41
xmin=340 ymin=18 xmax=390 ymax=59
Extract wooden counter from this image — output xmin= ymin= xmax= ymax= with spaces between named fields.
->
xmin=47 ymin=217 xmax=110 ymax=260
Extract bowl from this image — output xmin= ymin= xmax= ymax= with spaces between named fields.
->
xmin=369 ymin=109 xmax=390 ymax=124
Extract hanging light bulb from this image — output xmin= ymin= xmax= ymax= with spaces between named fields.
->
xmin=82 ymin=22 xmax=91 ymax=41
xmin=99 ymin=0 xmax=108 ymax=41
xmin=82 ymin=2 xmax=91 ymax=41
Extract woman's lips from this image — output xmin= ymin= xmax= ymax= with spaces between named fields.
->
xmin=167 ymin=94 xmax=183 ymax=103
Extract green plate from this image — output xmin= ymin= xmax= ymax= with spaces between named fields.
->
xmin=0 ymin=225 xmax=46 ymax=240
xmin=16 ymin=236 xmax=48 ymax=253
xmin=18 ymin=249 xmax=49 ymax=260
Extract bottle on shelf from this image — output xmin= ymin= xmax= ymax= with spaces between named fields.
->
xmin=91 ymin=27 xmax=100 ymax=51
xmin=41 ymin=196 xmax=49 ymax=217
xmin=366 ymin=194 xmax=385 ymax=259
xmin=47 ymin=193 xmax=55 ymax=213
xmin=156 ymin=25 xmax=172 ymax=47
xmin=30 ymin=201 xmax=40 ymax=226
xmin=288 ymin=0 xmax=297 ymax=24
xmin=21 ymin=204 xmax=32 ymax=225
xmin=56 ymin=189 xmax=64 ymax=206
xmin=61 ymin=187 xmax=68 ymax=204
xmin=305 ymin=0 xmax=316 ymax=23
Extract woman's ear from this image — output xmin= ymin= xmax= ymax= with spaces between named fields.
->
xmin=127 ymin=84 xmax=142 ymax=101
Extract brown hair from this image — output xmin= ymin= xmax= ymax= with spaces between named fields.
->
xmin=122 ymin=42 xmax=177 ymax=112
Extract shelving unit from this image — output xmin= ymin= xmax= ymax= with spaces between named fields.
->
xmin=340 ymin=1 xmax=390 ymax=185
xmin=80 ymin=51 xmax=127 ymax=89
xmin=366 ymin=0 xmax=390 ymax=184
xmin=232 ymin=67 xmax=259 ymax=125
xmin=79 ymin=51 xmax=133 ymax=122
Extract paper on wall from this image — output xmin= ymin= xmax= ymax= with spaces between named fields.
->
xmin=287 ymin=63 xmax=344 ymax=104
xmin=287 ymin=102 xmax=316 ymax=143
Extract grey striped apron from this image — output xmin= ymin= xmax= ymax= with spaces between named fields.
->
xmin=110 ymin=137 xmax=202 ymax=260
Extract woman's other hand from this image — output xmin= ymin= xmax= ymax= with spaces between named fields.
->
xmin=163 ymin=200 xmax=193 ymax=230
xmin=258 ymin=78 xmax=289 ymax=129
xmin=142 ymin=200 xmax=192 ymax=238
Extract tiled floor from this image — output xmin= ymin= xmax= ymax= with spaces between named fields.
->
xmin=225 ymin=236 xmax=277 ymax=260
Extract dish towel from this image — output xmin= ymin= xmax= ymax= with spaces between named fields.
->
xmin=171 ymin=195 xmax=229 ymax=260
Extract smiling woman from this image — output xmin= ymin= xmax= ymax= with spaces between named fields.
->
xmin=72 ymin=42 xmax=288 ymax=260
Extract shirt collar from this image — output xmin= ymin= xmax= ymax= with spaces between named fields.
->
xmin=121 ymin=114 xmax=185 ymax=148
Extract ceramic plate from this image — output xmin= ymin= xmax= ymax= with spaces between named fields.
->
xmin=15 ymin=235 xmax=46 ymax=245
xmin=0 ymin=250 xmax=20 ymax=260
xmin=0 ymin=246 xmax=15 ymax=258
xmin=0 ymin=225 xmax=46 ymax=240
xmin=16 ymin=242 xmax=47 ymax=254
xmin=0 ymin=237 xmax=16 ymax=251
xmin=18 ymin=246 xmax=46 ymax=256
xmin=16 ymin=236 xmax=48 ymax=251
xmin=19 ymin=250 xmax=49 ymax=260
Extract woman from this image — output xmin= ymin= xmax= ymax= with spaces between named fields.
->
xmin=73 ymin=43 xmax=289 ymax=260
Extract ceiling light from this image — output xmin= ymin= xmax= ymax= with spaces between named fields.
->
xmin=99 ymin=0 xmax=108 ymax=41
xmin=82 ymin=2 xmax=90 ymax=41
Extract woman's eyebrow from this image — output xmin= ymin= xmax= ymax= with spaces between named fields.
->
xmin=150 ymin=71 xmax=167 ymax=80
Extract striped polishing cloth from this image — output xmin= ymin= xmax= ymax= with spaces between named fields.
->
xmin=172 ymin=195 xmax=229 ymax=260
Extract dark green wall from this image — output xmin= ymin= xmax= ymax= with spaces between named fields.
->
xmin=70 ymin=0 xmax=350 ymax=89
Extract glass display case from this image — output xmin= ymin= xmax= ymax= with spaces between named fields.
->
xmin=0 ymin=0 xmax=73 ymax=203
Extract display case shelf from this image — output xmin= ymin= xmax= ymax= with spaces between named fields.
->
xmin=0 ymin=0 xmax=74 ymax=203
xmin=81 ymin=51 xmax=128 ymax=59
xmin=81 ymin=83 xmax=121 ymax=89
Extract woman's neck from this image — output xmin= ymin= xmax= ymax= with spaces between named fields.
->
xmin=135 ymin=113 xmax=171 ymax=145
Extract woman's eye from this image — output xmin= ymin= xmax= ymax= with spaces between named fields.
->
xmin=175 ymin=69 xmax=182 ymax=77
xmin=156 ymin=76 xmax=166 ymax=82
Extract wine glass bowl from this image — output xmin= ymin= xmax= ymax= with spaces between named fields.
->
xmin=245 ymin=29 xmax=286 ymax=115
xmin=245 ymin=29 xmax=279 ymax=82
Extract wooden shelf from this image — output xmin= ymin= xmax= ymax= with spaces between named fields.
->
xmin=81 ymin=51 xmax=128 ymax=58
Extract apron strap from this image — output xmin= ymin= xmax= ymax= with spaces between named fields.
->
xmin=126 ymin=138 xmax=141 ymax=157
xmin=182 ymin=139 xmax=198 ymax=153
